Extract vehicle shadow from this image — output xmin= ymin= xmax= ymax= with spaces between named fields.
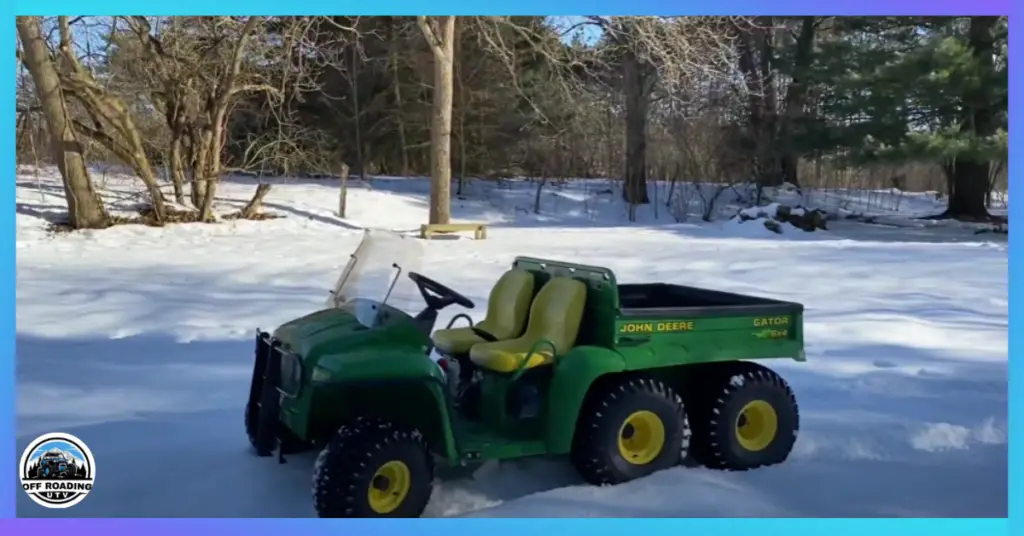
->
xmin=16 ymin=333 xmax=320 ymax=518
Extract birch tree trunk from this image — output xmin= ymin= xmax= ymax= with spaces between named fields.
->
xmin=16 ymin=16 xmax=109 ymax=229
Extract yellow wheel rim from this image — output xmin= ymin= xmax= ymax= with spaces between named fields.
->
xmin=367 ymin=460 xmax=412 ymax=514
xmin=735 ymin=400 xmax=779 ymax=452
xmin=617 ymin=410 xmax=666 ymax=465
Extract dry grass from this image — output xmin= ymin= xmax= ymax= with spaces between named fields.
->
xmin=45 ymin=203 xmax=280 ymax=234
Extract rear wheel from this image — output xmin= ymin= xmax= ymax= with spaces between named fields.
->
xmin=312 ymin=417 xmax=434 ymax=518
xmin=687 ymin=362 xmax=799 ymax=471
xmin=571 ymin=376 xmax=690 ymax=485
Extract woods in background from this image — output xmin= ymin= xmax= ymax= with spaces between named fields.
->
xmin=15 ymin=16 xmax=1008 ymax=229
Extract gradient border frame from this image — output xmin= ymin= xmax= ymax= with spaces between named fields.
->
xmin=3 ymin=1 xmax=1016 ymax=532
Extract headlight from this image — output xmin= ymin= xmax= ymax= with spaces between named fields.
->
xmin=279 ymin=353 xmax=303 ymax=395
xmin=310 ymin=367 xmax=332 ymax=382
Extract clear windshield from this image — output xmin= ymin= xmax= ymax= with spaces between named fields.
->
xmin=325 ymin=229 xmax=425 ymax=316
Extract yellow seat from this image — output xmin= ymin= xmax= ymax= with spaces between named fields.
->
xmin=431 ymin=269 xmax=535 ymax=355
xmin=469 ymin=277 xmax=587 ymax=373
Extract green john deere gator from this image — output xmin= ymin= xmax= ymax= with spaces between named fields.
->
xmin=246 ymin=229 xmax=805 ymax=518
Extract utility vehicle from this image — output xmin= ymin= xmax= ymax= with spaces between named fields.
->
xmin=246 ymin=229 xmax=805 ymax=518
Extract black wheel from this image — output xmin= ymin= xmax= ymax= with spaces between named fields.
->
xmin=312 ymin=417 xmax=434 ymax=518
xmin=687 ymin=362 xmax=799 ymax=471
xmin=244 ymin=402 xmax=308 ymax=454
xmin=571 ymin=376 xmax=690 ymax=485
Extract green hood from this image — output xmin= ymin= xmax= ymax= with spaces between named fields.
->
xmin=272 ymin=304 xmax=428 ymax=364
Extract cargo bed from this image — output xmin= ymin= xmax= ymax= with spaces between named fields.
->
xmin=617 ymin=283 xmax=804 ymax=319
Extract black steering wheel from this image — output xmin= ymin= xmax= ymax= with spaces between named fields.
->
xmin=407 ymin=271 xmax=475 ymax=310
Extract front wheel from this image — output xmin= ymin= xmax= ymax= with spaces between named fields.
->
xmin=312 ymin=417 xmax=434 ymax=518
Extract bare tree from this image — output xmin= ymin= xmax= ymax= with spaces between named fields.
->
xmin=478 ymin=16 xmax=743 ymax=221
xmin=113 ymin=16 xmax=328 ymax=221
xmin=16 ymin=16 xmax=109 ymax=229
xmin=178 ymin=17 xmax=262 ymax=221
xmin=417 ymin=16 xmax=457 ymax=225
xmin=587 ymin=17 xmax=741 ymax=218
xmin=52 ymin=16 xmax=169 ymax=223
xmin=388 ymin=22 xmax=412 ymax=176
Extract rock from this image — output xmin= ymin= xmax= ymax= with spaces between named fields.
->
xmin=732 ymin=203 xmax=829 ymax=233
xmin=845 ymin=214 xmax=878 ymax=224
xmin=975 ymin=223 xmax=1008 ymax=235
xmin=763 ymin=220 xmax=783 ymax=234
xmin=775 ymin=204 xmax=828 ymax=232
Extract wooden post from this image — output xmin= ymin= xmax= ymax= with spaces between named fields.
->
xmin=338 ymin=162 xmax=350 ymax=218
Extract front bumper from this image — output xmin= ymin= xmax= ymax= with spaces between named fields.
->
xmin=248 ymin=330 xmax=301 ymax=458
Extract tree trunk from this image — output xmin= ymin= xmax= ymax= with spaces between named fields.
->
xmin=197 ymin=101 xmax=232 ymax=222
xmin=429 ymin=45 xmax=455 ymax=225
xmin=947 ymin=160 xmax=990 ymax=220
xmin=338 ymin=162 xmax=350 ymax=218
xmin=945 ymin=16 xmax=998 ymax=221
xmin=189 ymin=127 xmax=209 ymax=208
xmin=15 ymin=111 xmax=31 ymax=157
xmin=16 ymin=16 xmax=108 ymax=229
xmin=240 ymin=183 xmax=272 ymax=219
xmin=457 ymin=115 xmax=467 ymax=197
xmin=51 ymin=16 xmax=166 ymax=224
xmin=778 ymin=17 xmax=817 ymax=189
xmin=169 ymin=136 xmax=187 ymax=204
xmin=350 ymin=42 xmax=365 ymax=181
xmin=622 ymin=50 xmax=651 ymax=211
xmin=736 ymin=20 xmax=782 ymax=188
xmin=533 ymin=177 xmax=547 ymax=214
xmin=195 ymin=16 xmax=258 ymax=223
xmin=167 ymin=101 xmax=190 ymax=206
xmin=985 ymin=160 xmax=1005 ymax=208
xmin=419 ymin=16 xmax=456 ymax=225
xmin=391 ymin=48 xmax=410 ymax=177
xmin=756 ymin=19 xmax=781 ymax=187
xmin=199 ymin=131 xmax=220 ymax=222
xmin=454 ymin=22 xmax=469 ymax=197
xmin=131 ymin=149 xmax=167 ymax=216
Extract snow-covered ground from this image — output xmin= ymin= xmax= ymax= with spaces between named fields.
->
xmin=15 ymin=169 xmax=1007 ymax=517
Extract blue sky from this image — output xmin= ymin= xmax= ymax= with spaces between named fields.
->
xmin=549 ymin=16 xmax=604 ymax=44
xmin=28 ymin=440 xmax=87 ymax=466
xmin=47 ymin=16 xmax=603 ymax=50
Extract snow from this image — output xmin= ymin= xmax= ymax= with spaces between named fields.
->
xmin=15 ymin=168 xmax=1007 ymax=517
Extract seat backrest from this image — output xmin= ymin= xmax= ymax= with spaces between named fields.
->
xmin=520 ymin=277 xmax=587 ymax=354
xmin=475 ymin=269 xmax=536 ymax=340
